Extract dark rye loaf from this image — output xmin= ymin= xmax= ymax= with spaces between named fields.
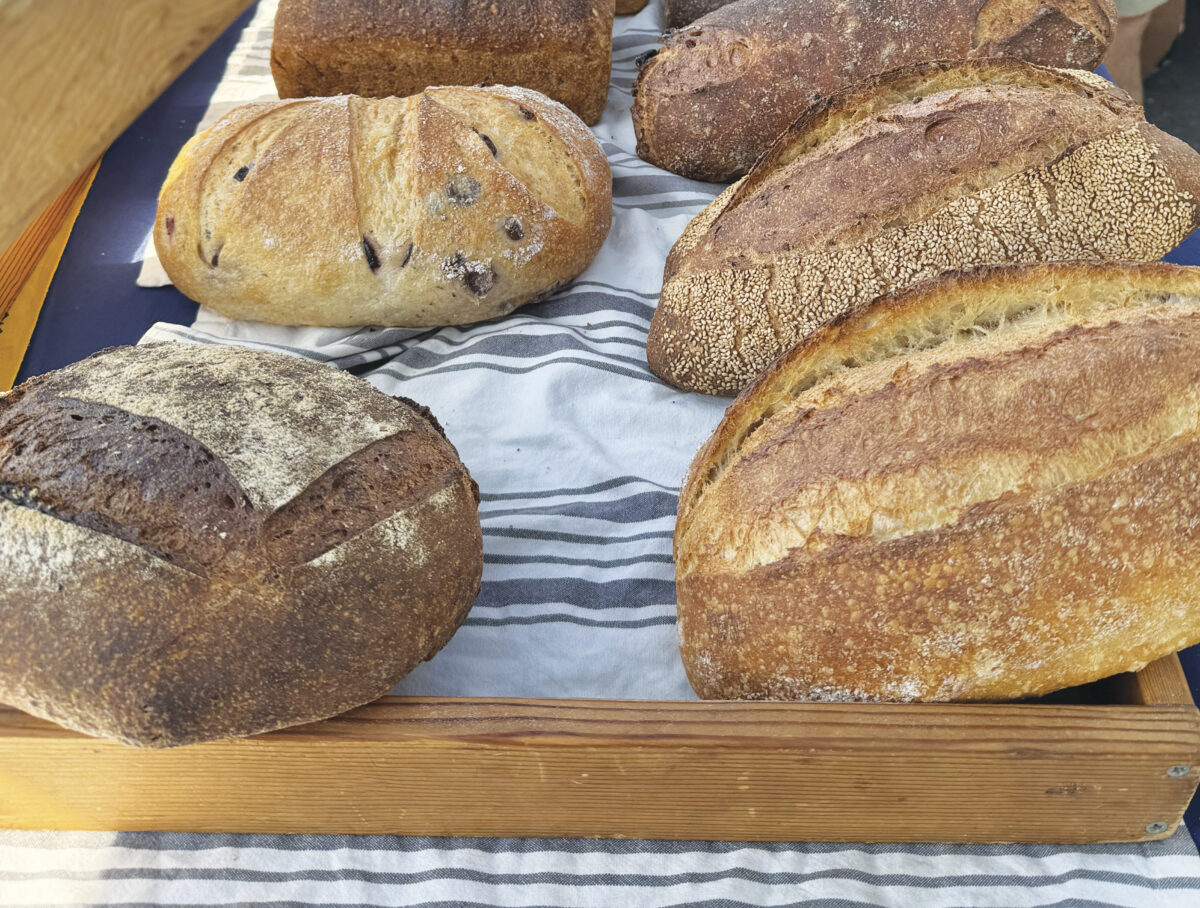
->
xmin=633 ymin=0 xmax=1116 ymax=181
xmin=648 ymin=60 xmax=1200 ymax=395
xmin=676 ymin=262 xmax=1200 ymax=702
xmin=0 ymin=344 xmax=482 ymax=747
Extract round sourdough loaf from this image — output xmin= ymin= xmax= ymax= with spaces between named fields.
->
xmin=648 ymin=60 xmax=1200 ymax=396
xmin=154 ymin=86 xmax=611 ymax=327
xmin=0 ymin=343 xmax=483 ymax=746
xmin=675 ymin=262 xmax=1200 ymax=702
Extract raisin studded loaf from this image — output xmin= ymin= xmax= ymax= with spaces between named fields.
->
xmin=648 ymin=60 xmax=1200 ymax=395
xmin=271 ymin=0 xmax=615 ymax=125
xmin=633 ymin=0 xmax=1116 ymax=181
xmin=154 ymin=86 xmax=611 ymax=328
xmin=675 ymin=262 xmax=1200 ymax=702
xmin=0 ymin=343 xmax=483 ymax=747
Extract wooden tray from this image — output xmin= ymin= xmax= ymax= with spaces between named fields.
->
xmin=2 ymin=654 xmax=1197 ymax=843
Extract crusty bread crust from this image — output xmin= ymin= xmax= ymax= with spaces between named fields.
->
xmin=0 ymin=344 xmax=483 ymax=746
xmin=271 ymin=0 xmax=615 ymax=125
xmin=633 ymin=0 xmax=1116 ymax=181
xmin=675 ymin=263 xmax=1200 ymax=702
xmin=648 ymin=60 xmax=1200 ymax=396
xmin=154 ymin=87 xmax=612 ymax=328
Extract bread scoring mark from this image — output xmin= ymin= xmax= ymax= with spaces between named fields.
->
xmin=233 ymin=164 xmax=252 ymax=181
xmin=361 ymin=235 xmax=381 ymax=271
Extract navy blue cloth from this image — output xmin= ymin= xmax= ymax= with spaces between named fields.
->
xmin=16 ymin=20 xmax=1200 ymax=848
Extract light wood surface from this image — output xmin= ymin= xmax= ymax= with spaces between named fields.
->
xmin=0 ymin=161 xmax=100 ymax=388
xmin=0 ymin=0 xmax=252 ymax=251
xmin=2 ymin=656 xmax=1197 ymax=842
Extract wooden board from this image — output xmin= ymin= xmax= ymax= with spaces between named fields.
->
xmin=2 ymin=655 xmax=1197 ymax=843
xmin=0 ymin=161 xmax=100 ymax=389
xmin=0 ymin=0 xmax=252 ymax=250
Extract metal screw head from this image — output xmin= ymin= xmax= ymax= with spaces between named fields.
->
xmin=1146 ymin=822 xmax=1169 ymax=835
xmin=1167 ymin=765 xmax=1192 ymax=778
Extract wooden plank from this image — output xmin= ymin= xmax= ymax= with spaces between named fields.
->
xmin=0 ymin=0 xmax=252 ymax=251
xmin=2 ymin=697 xmax=1198 ymax=842
xmin=1126 ymin=655 xmax=1196 ymax=706
xmin=0 ymin=160 xmax=100 ymax=389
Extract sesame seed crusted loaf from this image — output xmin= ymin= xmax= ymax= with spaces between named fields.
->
xmin=675 ymin=262 xmax=1200 ymax=702
xmin=648 ymin=60 xmax=1200 ymax=396
xmin=0 ymin=343 xmax=483 ymax=747
xmin=154 ymin=86 xmax=612 ymax=328
xmin=271 ymin=0 xmax=615 ymax=126
xmin=633 ymin=0 xmax=1116 ymax=181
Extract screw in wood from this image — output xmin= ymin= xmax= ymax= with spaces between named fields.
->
xmin=1167 ymin=765 xmax=1192 ymax=778
xmin=1146 ymin=822 xmax=1169 ymax=835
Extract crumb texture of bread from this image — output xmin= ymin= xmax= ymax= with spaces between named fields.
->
xmin=154 ymin=88 xmax=612 ymax=328
xmin=675 ymin=263 xmax=1200 ymax=702
xmin=648 ymin=61 xmax=1200 ymax=396
xmin=271 ymin=0 xmax=615 ymax=125
xmin=633 ymin=0 xmax=1117 ymax=181
xmin=0 ymin=344 xmax=483 ymax=747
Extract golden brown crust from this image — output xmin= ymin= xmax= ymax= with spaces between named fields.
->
xmin=675 ymin=263 xmax=1200 ymax=702
xmin=154 ymin=88 xmax=612 ymax=328
xmin=647 ymin=61 xmax=1200 ymax=396
xmin=0 ymin=344 xmax=483 ymax=747
xmin=271 ymin=0 xmax=615 ymax=125
xmin=632 ymin=0 xmax=1116 ymax=182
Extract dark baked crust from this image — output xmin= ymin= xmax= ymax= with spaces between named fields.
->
xmin=663 ymin=0 xmax=730 ymax=29
xmin=647 ymin=61 xmax=1200 ymax=396
xmin=675 ymin=265 xmax=1200 ymax=701
xmin=271 ymin=0 xmax=615 ymax=125
xmin=0 ymin=344 xmax=483 ymax=747
xmin=632 ymin=0 xmax=1116 ymax=181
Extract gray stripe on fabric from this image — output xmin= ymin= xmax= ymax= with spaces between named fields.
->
xmin=472 ymin=577 xmax=675 ymax=610
xmin=9 ymin=866 xmax=1200 ymax=890
xmin=367 ymin=357 xmax=661 ymax=385
xmin=465 ymin=613 xmax=675 ymax=628
xmin=481 ymin=477 xmax=679 ymax=500
xmin=86 ymin=830 xmax=1198 ymax=856
xmin=481 ymin=490 xmax=678 ymax=522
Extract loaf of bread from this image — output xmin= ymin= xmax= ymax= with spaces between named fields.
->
xmin=154 ymin=87 xmax=611 ymax=328
xmin=271 ymin=0 xmax=615 ymax=126
xmin=0 ymin=343 xmax=482 ymax=746
xmin=632 ymin=0 xmax=1116 ymax=181
xmin=617 ymin=0 xmax=648 ymax=13
xmin=648 ymin=61 xmax=1200 ymax=396
xmin=662 ymin=0 xmax=728 ymax=28
xmin=675 ymin=262 xmax=1200 ymax=702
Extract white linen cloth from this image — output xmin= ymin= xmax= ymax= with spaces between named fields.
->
xmin=4 ymin=2 xmax=1199 ymax=905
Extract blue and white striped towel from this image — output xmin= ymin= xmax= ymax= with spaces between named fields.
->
xmin=5 ymin=1 xmax=1199 ymax=905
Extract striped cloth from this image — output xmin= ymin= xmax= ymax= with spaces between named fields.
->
xmin=6 ymin=1 xmax=1200 ymax=905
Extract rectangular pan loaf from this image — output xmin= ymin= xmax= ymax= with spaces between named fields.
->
xmin=675 ymin=262 xmax=1200 ymax=703
xmin=271 ymin=0 xmax=615 ymax=126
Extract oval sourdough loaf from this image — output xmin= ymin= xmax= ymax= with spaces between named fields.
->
xmin=271 ymin=0 xmax=615 ymax=126
xmin=675 ymin=262 xmax=1200 ymax=702
xmin=154 ymin=86 xmax=612 ymax=328
xmin=633 ymin=0 xmax=1116 ymax=181
xmin=0 ymin=343 xmax=483 ymax=747
xmin=648 ymin=60 xmax=1200 ymax=396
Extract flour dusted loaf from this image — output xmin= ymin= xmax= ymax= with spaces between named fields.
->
xmin=633 ymin=0 xmax=1116 ymax=181
xmin=271 ymin=0 xmax=615 ymax=125
xmin=648 ymin=61 xmax=1200 ymax=395
xmin=0 ymin=343 xmax=483 ymax=746
xmin=675 ymin=262 xmax=1200 ymax=702
xmin=154 ymin=87 xmax=611 ymax=328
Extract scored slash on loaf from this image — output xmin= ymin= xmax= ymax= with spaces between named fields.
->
xmin=675 ymin=262 xmax=1200 ymax=703
xmin=633 ymin=0 xmax=1116 ymax=181
xmin=154 ymin=86 xmax=612 ymax=329
xmin=647 ymin=59 xmax=1200 ymax=396
xmin=0 ymin=344 xmax=483 ymax=747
